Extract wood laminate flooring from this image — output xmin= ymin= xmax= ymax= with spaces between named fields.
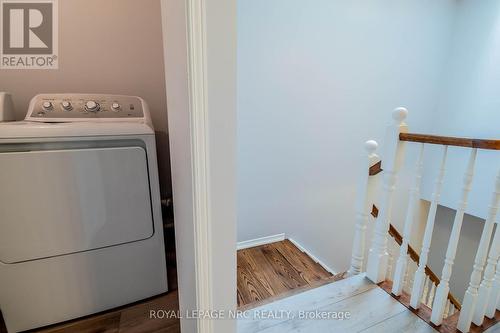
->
xmin=0 ymin=291 xmax=180 ymax=333
xmin=237 ymin=240 xmax=344 ymax=308
xmin=238 ymin=274 xmax=438 ymax=333
xmin=1 ymin=240 xmax=343 ymax=332
xmin=2 ymin=240 xmax=497 ymax=333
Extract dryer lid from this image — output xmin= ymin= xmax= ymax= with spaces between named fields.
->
xmin=0 ymin=121 xmax=154 ymax=139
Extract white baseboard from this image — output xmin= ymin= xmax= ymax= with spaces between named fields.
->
xmin=237 ymin=233 xmax=286 ymax=250
xmin=288 ymin=238 xmax=337 ymax=275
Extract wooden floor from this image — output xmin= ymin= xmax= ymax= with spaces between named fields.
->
xmin=1 ymin=239 xmax=343 ymax=332
xmin=0 ymin=291 xmax=179 ymax=333
xmin=238 ymin=274 xmax=438 ymax=333
xmin=3 ymin=239 xmax=497 ymax=332
xmin=237 ymin=240 xmax=343 ymax=308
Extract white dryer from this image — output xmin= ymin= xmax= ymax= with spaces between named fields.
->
xmin=0 ymin=94 xmax=168 ymax=332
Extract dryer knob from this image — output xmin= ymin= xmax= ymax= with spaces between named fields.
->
xmin=61 ymin=101 xmax=72 ymax=111
xmin=42 ymin=101 xmax=53 ymax=110
xmin=85 ymin=101 xmax=100 ymax=112
xmin=111 ymin=102 xmax=121 ymax=111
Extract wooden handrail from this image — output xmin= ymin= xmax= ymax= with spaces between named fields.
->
xmin=369 ymin=160 xmax=383 ymax=176
xmin=371 ymin=205 xmax=462 ymax=310
xmin=400 ymin=133 xmax=500 ymax=150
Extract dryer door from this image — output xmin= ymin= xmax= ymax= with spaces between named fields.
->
xmin=0 ymin=146 xmax=154 ymax=264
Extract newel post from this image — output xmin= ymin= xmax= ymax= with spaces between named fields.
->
xmin=366 ymin=108 xmax=408 ymax=283
xmin=348 ymin=140 xmax=381 ymax=276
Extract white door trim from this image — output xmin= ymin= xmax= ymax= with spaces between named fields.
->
xmin=185 ymin=0 xmax=214 ymax=332
xmin=162 ymin=0 xmax=237 ymax=332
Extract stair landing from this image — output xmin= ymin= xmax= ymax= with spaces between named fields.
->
xmin=237 ymin=240 xmax=344 ymax=308
xmin=238 ymin=274 xmax=437 ymax=333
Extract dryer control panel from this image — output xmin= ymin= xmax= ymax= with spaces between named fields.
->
xmin=26 ymin=94 xmax=147 ymax=121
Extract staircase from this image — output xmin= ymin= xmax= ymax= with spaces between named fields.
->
xmin=238 ymin=108 xmax=499 ymax=333
xmin=349 ymin=108 xmax=500 ymax=332
xmin=238 ymin=108 xmax=500 ymax=333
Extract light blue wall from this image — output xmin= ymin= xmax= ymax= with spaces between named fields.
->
xmin=424 ymin=0 xmax=500 ymax=302
xmin=237 ymin=0 xmax=457 ymax=272
xmin=421 ymin=0 xmax=500 ymax=219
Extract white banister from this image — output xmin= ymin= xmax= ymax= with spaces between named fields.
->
xmin=422 ymin=276 xmax=430 ymax=304
xmin=476 ymin=219 xmax=500 ymax=322
xmin=431 ymin=148 xmax=478 ymax=326
xmin=403 ymin=264 xmax=409 ymax=292
xmin=410 ymin=145 xmax=449 ymax=309
xmin=428 ymin=282 xmax=436 ymax=307
xmin=407 ymin=263 xmax=417 ymax=295
xmin=444 ymin=300 xmax=451 ymax=318
xmin=387 ymin=244 xmax=396 ymax=281
xmin=366 ymin=108 xmax=408 ymax=283
xmin=392 ymin=143 xmax=425 ymax=296
xmin=348 ymin=140 xmax=381 ymax=276
xmin=458 ymin=168 xmax=500 ymax=331
xmin=486 ymin=256 xmax=500 ymax=318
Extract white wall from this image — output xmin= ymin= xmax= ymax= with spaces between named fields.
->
xmin=206 ymin=1 xmax=238 ymax=332
xmin=237 ymin=0 xmax=457 ymax=273
xmin=423 ymin=0 xmax=500 ymax=301
xmin=421 ymin=0 xmax=500 ymax=219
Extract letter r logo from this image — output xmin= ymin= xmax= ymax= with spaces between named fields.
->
xmin=2 ymin=2 xmax=53 ymax=54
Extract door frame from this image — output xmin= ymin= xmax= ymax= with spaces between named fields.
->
xmin=161 ymin=1 xmax=237 ymax=332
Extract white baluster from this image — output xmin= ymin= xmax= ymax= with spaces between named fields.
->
xmin=387 ymin=247 xmax=395 ymax=281
xmin=367 ymin=108 xmax=408 ymax=283
xmin=422 ymin=276 xmax=430 ymax=303
xmin=497 ymin=285 xmax=500 ymax=311
xmin=403 ymin=263 xmax=412 ymax=294
xmin=427 ymin=282 xmax=436 ymax=307
xmin=477 ymin=223 xmax=500 ymax=322
xmin=431 ymin=149 xmax=478 ymax=326
xmin=458 ymin=169 xmax=500 ymax=331
xmin=402 ymin=261 xmax=411 ymax=293
xmin=410 ymin=146 xmax=449 ymax=309
xmin=392 ymin=143 xmax=425 ymax=296
xmin=407 ymin=263 xmax=416 ymax=294
xmin=389 ymin=240 xmax=400 ymax=281
xmin=348 ymin=140 xmax=381 ymax=276
xmin=444 ymin=300 xmax=451 ymax=318
xmin=490 ymin=258 xmax=500 ymax=316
